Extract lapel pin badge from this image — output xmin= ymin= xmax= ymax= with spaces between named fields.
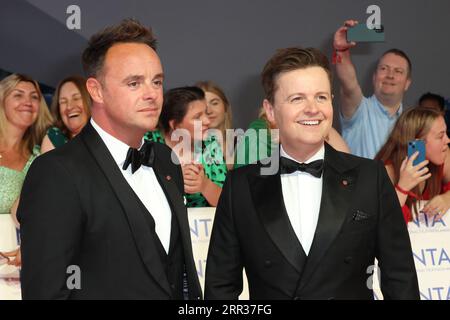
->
xmin=341 ymin=179 xmax=349 ymax=186
xmin=166 ymin=175 xmax=171 ymax=181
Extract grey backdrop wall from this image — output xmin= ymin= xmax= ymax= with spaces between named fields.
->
xmin=1 ymin=0 xmax=449 ymax=130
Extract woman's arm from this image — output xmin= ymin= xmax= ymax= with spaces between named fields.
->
xmin=40 ymin=134 xmax=55 ymax=154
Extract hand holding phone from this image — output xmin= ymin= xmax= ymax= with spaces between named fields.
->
xmin=408 ymin=140 xmax=426 ymax=166
xmin=346 ymin=23 xmax=385 ymax=42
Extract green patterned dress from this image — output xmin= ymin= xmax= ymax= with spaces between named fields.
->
xmin=0 ymin=146 xmax=40 ymax=252
xmin=144 ymin=130 xmax=227 ymax=207
xmin=0 ymin=146 xmax=40 ymax=215
xmin=47 ymin=127 xmax=69 ymax=148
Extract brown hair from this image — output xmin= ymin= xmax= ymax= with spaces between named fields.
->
xmin=50 ymin=75 xmax=91 ymax=138
xmin=375 ymin=107 xmax=444 ymax=219
xmin=0 ymin=74 xmax=53 ymax=154
xmin=82 ymin=18 xmax=157 ymax=78
xmin=261 ymin=47 xmax=332 ymax=104
xmin=159 ymin=86 xmax=205 ymax=134
xmin=196 ymin=81 xmax=233 ymax=134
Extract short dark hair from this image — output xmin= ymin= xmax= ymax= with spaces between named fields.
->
xmin=261 ymin=47 xmax=332 ymax=104
xmin=379 ymin=48 xmax=412 ymax=78
xmin=82 ymin=18 xmax=157 ymax=78
xmin=419 ymin=92 xmax=445 ymax=111
xmin=159 ymin=86 xmax=205 ymax=133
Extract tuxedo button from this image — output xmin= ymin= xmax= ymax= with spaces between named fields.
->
xmin=344 ymin=256 xmax=353 ymax=264
xmin=170 ymin=283 xmax=175 ymax=289
xmin=293 ymin=296 xmax=301 ymax=300
xmin=264 ymin=260 xmax=272 ymax=267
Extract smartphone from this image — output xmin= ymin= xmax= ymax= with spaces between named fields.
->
xmin=347 ymin=23 xmax=385 ymax=42
xmin=408 ymin=140 xmax=426 ymax=166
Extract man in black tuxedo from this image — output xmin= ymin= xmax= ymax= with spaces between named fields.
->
xmin=18 ymin=19 xmax=201 ymax=300
xmin=205 ymin=47 xmax=419 ymax=300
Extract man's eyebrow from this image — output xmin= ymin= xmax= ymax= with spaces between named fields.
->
xmin=122 ymin=75 xmax=145 ymax=83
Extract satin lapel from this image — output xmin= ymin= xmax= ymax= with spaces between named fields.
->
xmin=80 ymin=123 xmax=172 ymax=296
xmin=152 ymin=147 xmax=203 ymax=296
xmin=298 ymin=144 xmax=358 ymax=290
xmin=248 ymin=167 xmax=307 ymax=274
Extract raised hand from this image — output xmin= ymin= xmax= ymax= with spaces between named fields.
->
xmin=333 ymin=20 xmax=358 ymax=51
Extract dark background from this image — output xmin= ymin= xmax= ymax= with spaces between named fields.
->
xmin=1 ymin=0 xmax=449 ymax=130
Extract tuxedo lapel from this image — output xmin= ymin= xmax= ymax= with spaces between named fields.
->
xmin=80 ymin=123 xmax=172 ymax=296
xmin=248 ymin=165 xmax=307 ymax=274
xmin=298 ymin=144 xmax=359 ymax=290
xmin=151 ymin=143 xmax=202 ymax=297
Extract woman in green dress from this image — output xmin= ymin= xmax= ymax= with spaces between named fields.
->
xmin=145 ymin=86 xmax=227 ymax=207
xmin=40 ymin=75 xmax=91 ymax=153
xmin=0 ymin=74 xmax=53 ymax=268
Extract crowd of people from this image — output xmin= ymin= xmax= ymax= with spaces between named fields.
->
xmin=0 ymin=18 xmax=449 ymax=300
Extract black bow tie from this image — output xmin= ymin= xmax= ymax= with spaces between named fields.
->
xmin=122 ymin=141 xmax=155 ymax=174
xmin=280 ymin=157 xmax=323 ymax=178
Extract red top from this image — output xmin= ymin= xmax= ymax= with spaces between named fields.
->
xmin=400 ymin=166 xmax=449 ymax=223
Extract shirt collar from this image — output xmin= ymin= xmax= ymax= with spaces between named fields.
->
xmin=280 ymin=144 xmax=325 ymax=164
xmin=372 ymin=94 xmax=403 ymax=118
xmin=90 ymin=118 xmax=145 ymax=168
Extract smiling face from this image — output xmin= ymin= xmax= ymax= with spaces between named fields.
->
xmin=424 ymin=116 xmax=450 ymax=165
xmin=58 ymin=81 xmax=89 ymax=137
xmin=373 ymin=53 xmax=411 ymax=102
xmin=264 ymin=66 xmax=333 ymax=161
xmin=3 ymin=81 xmax=40 ymax=131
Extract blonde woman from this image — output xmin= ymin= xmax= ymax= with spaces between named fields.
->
xmin=196 ymin=81 xmax=234 ymax=169
xmin=0 ymin=74 xmax=53 ymax=269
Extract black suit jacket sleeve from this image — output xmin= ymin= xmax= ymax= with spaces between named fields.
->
xmin=205 ymin=172 xmax=243 ymax=299
xmin=376 ymin=161 xmax=420 ymax=299
xmin=18 ymin=155 xmax=84 ymax=299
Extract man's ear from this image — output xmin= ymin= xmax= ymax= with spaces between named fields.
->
xmin=263 ymin=99 xmax=276 ymax=125
xmin=86 ymin=77 xmax=104 ymax=104
xmin=404 ymin=78 xmax=412 ymax=92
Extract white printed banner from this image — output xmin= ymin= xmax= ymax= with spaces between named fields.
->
xmin=187 ymin=207 xmax=249 ymax=299
xmin=373 ymin=205 xmax=450 ymax=300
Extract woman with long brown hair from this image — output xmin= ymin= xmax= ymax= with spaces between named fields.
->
xmin=375 ymin=107 xmax=450 ymax=223
xmin=40 ymin=75 xmax=91 ymax=152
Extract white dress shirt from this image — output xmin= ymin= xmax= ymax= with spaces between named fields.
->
xmin=280 ymin=144 xmax=324 ymax=255
xmin=91 ymin=119 xmax=172 ymax=253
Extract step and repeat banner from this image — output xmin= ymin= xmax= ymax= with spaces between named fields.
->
xmin=373 ymin=207 xmax=450 ymax=300
xmin=187 ymin=207 xmax=249 ymax=300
